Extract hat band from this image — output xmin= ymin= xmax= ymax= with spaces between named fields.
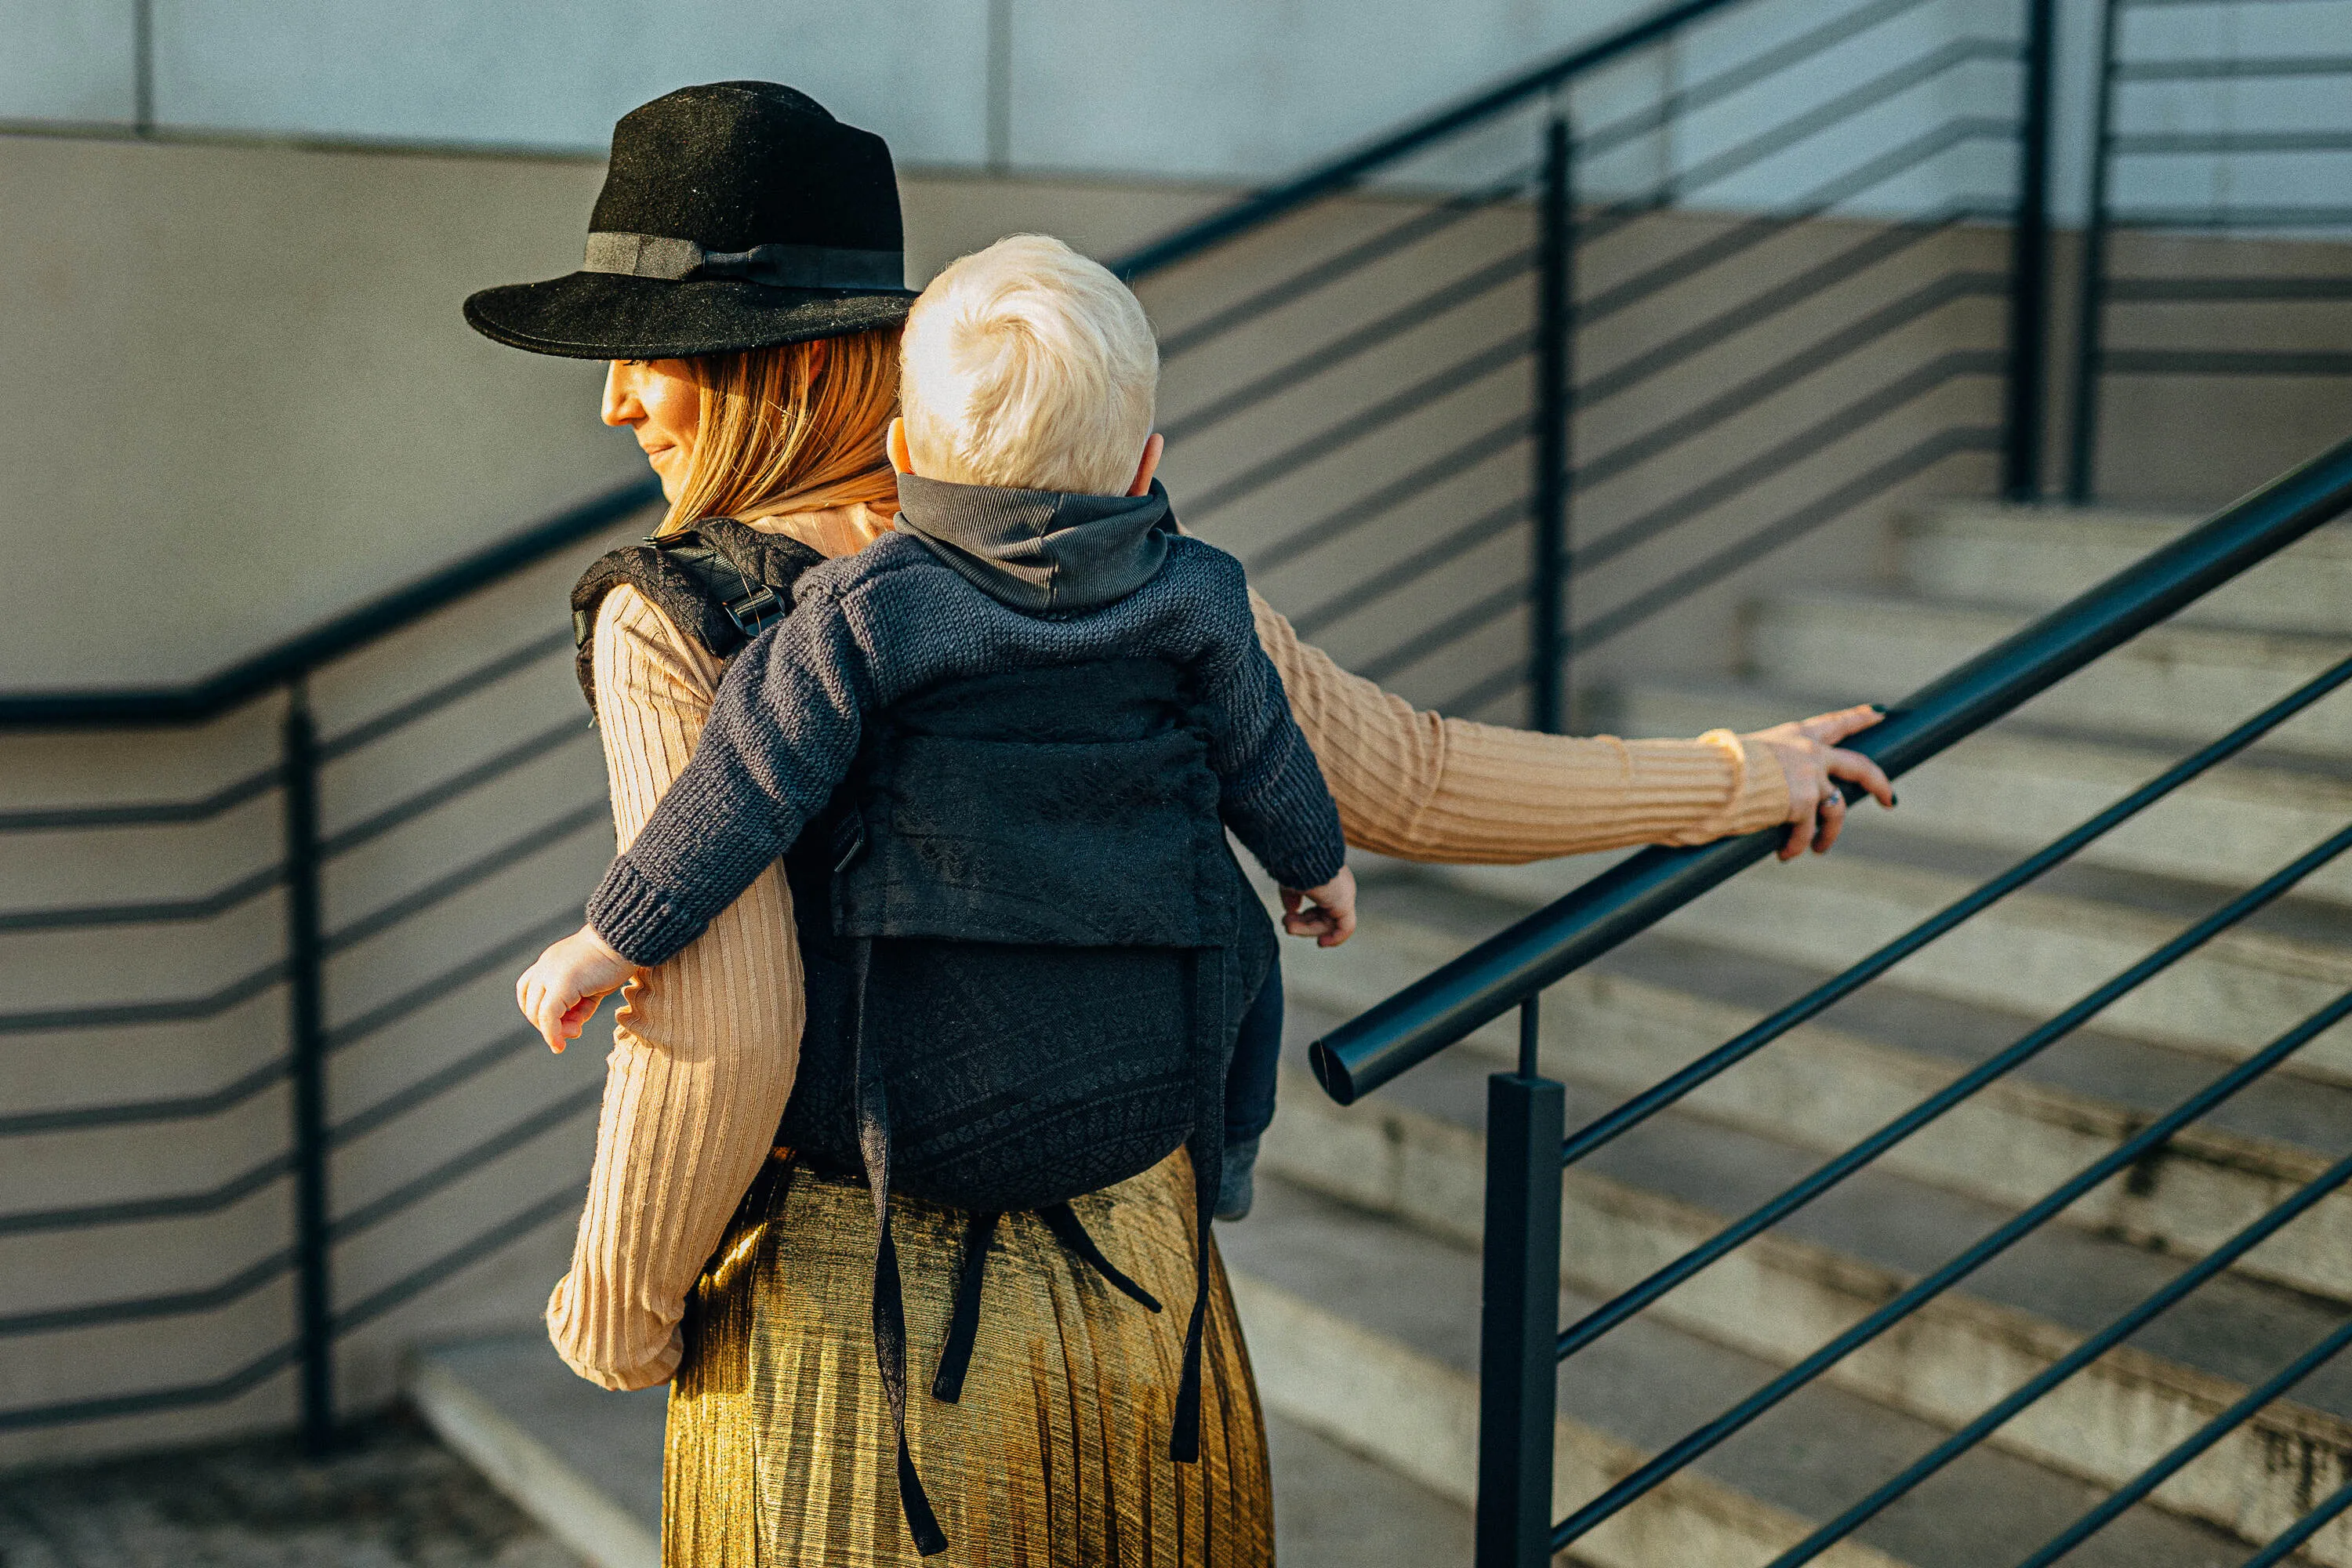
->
xmin=583 ymin=231 xmax=905 ymax=290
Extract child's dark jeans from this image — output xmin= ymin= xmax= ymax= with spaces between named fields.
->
xmin=1218 ymin=951 xmax=1283 ymax=1220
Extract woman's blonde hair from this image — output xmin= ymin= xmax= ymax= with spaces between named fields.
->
xmin=657 ymin=324 xmax=903 ymax=537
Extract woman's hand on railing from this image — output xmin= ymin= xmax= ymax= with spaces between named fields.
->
xmin=1741 ymin=704 xmax=1896 ymax=860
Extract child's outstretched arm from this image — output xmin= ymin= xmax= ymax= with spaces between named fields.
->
xmin=517 ymin=925 xmax=638 ymax=1051
xmin=1280 ymin=866 xmax=1356 ymax=947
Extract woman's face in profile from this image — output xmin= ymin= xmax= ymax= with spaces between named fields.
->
xmin=603 ymin=358 xmax=701 ymax=500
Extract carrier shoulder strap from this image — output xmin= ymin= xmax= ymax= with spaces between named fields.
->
xmin=568 ymin=516 xmax=826 ymax=715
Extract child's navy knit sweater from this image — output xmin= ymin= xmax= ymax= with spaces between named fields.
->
xmin=587 ymin=477 xmax=1346 ymax=967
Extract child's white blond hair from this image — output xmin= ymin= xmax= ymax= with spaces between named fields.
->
xmin=898 ymin=234 xmax=1157 ymax=495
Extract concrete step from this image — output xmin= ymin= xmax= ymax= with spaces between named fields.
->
xmin=408 ymin=1330 xmax=1480 ymax=1567
xmin=1744 ymin=589 xmax=2352 ymax=760
xmin=1621 ymin=679 xmax=2352 ymax=909
xmin=1899 ymin=503 xmax=2352 ymax=637
xmin=1259 ymin=1008 xmax=2352 ymax=1563
xmin=1223 ymin=1174 xmax=2248 ymax=1568
xmin=1294 ymin=880 xmax=2352 ymax=1305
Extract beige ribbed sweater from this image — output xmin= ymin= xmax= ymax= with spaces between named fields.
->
xmin=546 ymin=505 xmax=1791 ymax=1390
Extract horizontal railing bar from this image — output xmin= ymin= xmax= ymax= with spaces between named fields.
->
xmin=2016 ymin=1313 xmax=2352 ymax=1568
xmin=2116 ymin=54 xmax=2352 ymax=82
xmin=1576 ymin=350 xmax=2001 ymax=572
xmin=1575 ymin=212 xmax=1969 ymax=411
xmin=0 ymin=1339 xmax=296 ymax=1431
xmin=1105 ymin=0 xmax=1756 ymax=281
xmin=1243 ymin=417 xmax=1526 ymax=579
xmin=0 ymin=1054 xmax=289 ymax=1138
xmin=2100 ymin=349 xmax=2352 ymax=376
xmin=1154 ymin=169 xmax=1536 ymax=363
xmin=1185 ymin=333 xmax=1533 ymax=521
xmin=1437 ymin=421 xmax=1998 ymax=715
xmin=1751 ymin=1109 xmax=2352 ymax=1566
xmin=328 ymin=1082 xmax=601 ymax=1243
xmin=1557 ymin=651 xmax=2352 ymax=1170
xmin=324 ymin=908 xmax=580 ymax=1052
xmin=1291 ymin=494 xmax=1530 ymax=640
xmin=0 ymin=764 xmax=278 ymax=833
xmin=332 ymin=1184 xmax=583 ymax=1338
xmin=1577 ymin=122 xmax=2006 ymax=318
xmin=320 ymin=798 xmax=604 ymax=958
xmin=0 ymin=957 xmax=285 ymax=1036
xmin=0 ymin=1247 xmax=295 ymax=1338
xmin=1579 ymin=0 xmax=1954 ymax=162
xmin=0 ymin=860 xmax=285 ymax=934
xmin=328 ymin=1026 xmax=539 ymax=1149
xmin=0 ymin=477 xmax=655 ymax=729
xmin=1310 ymin=430 xmax=2352 ymax=1101
xmin=1577 ymin=278 xmax=2005 ymax=493
xmin=1554 ymin=980 xmax=2352 ymax=1552
xmin=1551 ymin=821 xmax=2352 ymax=1363
xmin=1658 ymin=42 xmax=2018 ymax=209
xmin=2244 ymin=1479 xmax=2352 ymax=1568
xmin=318 ymin=625 xmax=575 ymax=762
xmin=2113 ymin=129 xmax=2352 ymax=157
xmin=2112 ymin=206 xmax=2352 ymax=230
xmin=319 ymin=716 xmax=593 ymax=862
xmin=0 ymin=1148 xmax=293 ymax=1236
xmin=2107 ymin=276 xmax=2352 ymax=303
xmin=1162 ymin=247 xmax=1537 ymax=445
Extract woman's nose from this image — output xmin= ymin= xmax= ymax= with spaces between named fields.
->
xmin=600 ymin=361 xmax=637 ymax=428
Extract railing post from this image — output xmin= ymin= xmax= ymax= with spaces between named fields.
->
xmin=1530 ymin=109 xmax=1575 ymax=734
xmin=2067 ymin=0 xmax=2123 ymax=504
xmin=2002 ymin=0 xmax=2058 ymax=502
xmin=280 ymin=681 xmax=336 ymax=1454
xmin=1475 ymin=996 xmax=1564 ymax=1567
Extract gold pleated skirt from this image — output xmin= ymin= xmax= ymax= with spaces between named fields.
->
xmin=662 ymin=1148 xmax=1274 ymax=1566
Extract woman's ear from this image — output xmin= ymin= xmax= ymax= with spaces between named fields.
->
xmin=1127 ymin=433 xmax=1165 ymax=497
xmin=887 ymin=416 xmax=915 ymax=475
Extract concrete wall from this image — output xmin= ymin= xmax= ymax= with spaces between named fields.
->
xmin=6 ymin=0 xmax=2347 ymax=224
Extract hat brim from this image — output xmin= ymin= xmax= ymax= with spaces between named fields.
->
xmin=463 ymin=270 xmax=916 ymax=360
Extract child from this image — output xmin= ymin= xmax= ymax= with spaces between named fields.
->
xmin=519 ymin=234 xmax=1353 ymax=1222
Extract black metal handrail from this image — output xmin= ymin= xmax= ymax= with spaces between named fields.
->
xmin=0 ymin=476 xmax=654 ymax=728
xmin=1312 ymin=426 xmax=2352 ymax=1566
xmin=1313 ymin=430 xmax=2352 ymax=1102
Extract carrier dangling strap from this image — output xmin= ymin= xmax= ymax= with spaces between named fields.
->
xmin=1169 ymin=945 xmax=1228 ymax=1465
xmin=1036 ymin=1203 xmax=1163 ymax=1312
xmin=851 ymin=938 xmax=950 ymax=1557
xmin=930 ymin=1210 xmax=1002 ymax=1403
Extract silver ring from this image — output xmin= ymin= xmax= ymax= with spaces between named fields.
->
xmin=1819 ymin=789 xmax=1845 ymax=810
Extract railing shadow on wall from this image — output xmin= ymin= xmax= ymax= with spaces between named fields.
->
xmin=2069 ymin=0 xmax=2352 ymax=504
xmin=0 ymin=477 xmax=655 ymax=1455
xmin=1114 ymin=0 xmax=2057 ymax=733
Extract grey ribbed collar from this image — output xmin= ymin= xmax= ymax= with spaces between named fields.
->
xmin=893 ymin=474 xmax=1175 ymax=614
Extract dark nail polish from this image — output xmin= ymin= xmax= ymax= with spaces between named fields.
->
xmin=1889 ymin=792 xmax=1900 ymax=807
xmin=1870 ymin=702 xmax=1887 ymax=713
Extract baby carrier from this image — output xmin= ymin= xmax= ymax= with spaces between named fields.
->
xmin=574 ymin=521 xmax=1274 ymax=1555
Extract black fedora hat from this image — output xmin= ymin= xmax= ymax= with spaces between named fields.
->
xmin=464 ymin=82 xmax=916 ymax=360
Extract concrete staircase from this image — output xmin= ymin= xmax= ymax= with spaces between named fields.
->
xmin=1243 ymin=503 xmax=2352 ymax=1566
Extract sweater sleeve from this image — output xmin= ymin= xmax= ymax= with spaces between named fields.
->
xmin=544 ymin=586 xmax=804 ymax=1391
xmin=586 ymin=587 xmax=873 ymax=967
xmin=1250 ymin=591 xmax=1789 ymax=862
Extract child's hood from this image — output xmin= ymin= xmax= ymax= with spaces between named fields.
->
xmin=891 ymin=474 xmax=1178 ymax=615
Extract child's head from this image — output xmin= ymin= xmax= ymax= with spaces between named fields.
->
xmin=896 ymin=234 xmax=1158 ymax=495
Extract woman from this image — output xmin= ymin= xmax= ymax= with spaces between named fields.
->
xmin=467 ymin=82 xmax=1891 ymax=1566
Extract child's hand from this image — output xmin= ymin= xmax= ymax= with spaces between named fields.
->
xmin=516 ymin=925 xmax=638 ymax=1052
xmin=1280 ymin=866 xmax=1357 ymax=948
